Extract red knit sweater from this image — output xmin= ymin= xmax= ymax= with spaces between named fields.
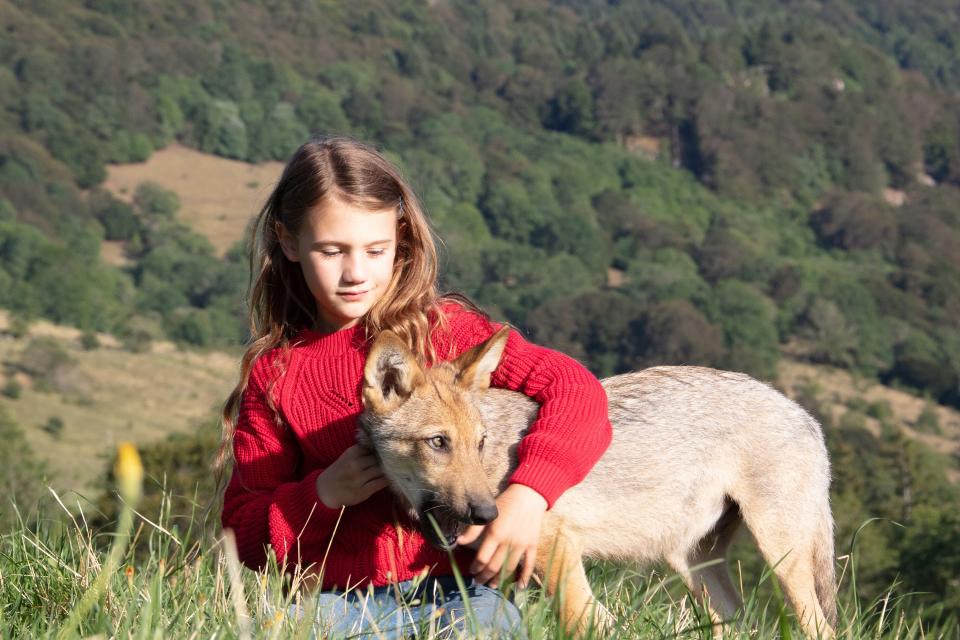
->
xmin=221 ymin=304 xmax=611 ymax=590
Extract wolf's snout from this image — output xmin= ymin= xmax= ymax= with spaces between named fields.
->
xmin=467 ymin=501 xmax=498 ymax=525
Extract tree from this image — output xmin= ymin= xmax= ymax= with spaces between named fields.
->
xmin=134 ymin=182 xmax=180 ymax=221
xmin=89 ymin=189 xmax=139 ymax=241
xmin=526 ymin=291 xmax=645 ymax=377
xmin=811 ymin=192 xmax=897 ymax=253
xmin=630 ymin=299 xmax=725 ymax=370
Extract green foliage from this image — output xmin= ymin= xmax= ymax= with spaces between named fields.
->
xmin=914 ymin=401 xmax=941 ymax=435
xmin=634 ymin=298 xmax=726 ymax=370
xmin=0 ymin=15 xmax=959 ymax=624
xmin=866 ymin=399 xmax=893 ymax=421
xmin=16 ymin=337 xmax=75 ymax=394
xmin=80 ymin=330 xmax=100 ymax=351
xmin=89 ymin=189 xmax=140 ymax=241
xmin=41 ymin=415 xmax=65 ymax=439
xmin=811 ymin=192 xmax=897 ymax=254
xmin=705 ymin=280 xmax=779 ymax=378
xmin=891 ymin=331 xmax=955 ymax=399
xmin=134 ymin=182 xmax=179 ymax=221
xmin=95 ymin=415 xmax=221 ymax=545
xmin=0 ymin=0 xmax=957 ymax=408
xmin=0 ymin=218 xmax=132 ymax=332
xmin=526 ymin=291 xmax=645 ymax=377
xmin=897 ymin=507 xmax=960 ymax=615
xmin=2 ymin=378 xmax=21 ymax=399
xmin=118 ymin=315 xmax=162 ymax=353
xmin=0 ymin=406 xmax=45 ymax=531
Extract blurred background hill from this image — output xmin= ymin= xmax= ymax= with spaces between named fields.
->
xmin=1 ymin=0 xmax=958 ymax=616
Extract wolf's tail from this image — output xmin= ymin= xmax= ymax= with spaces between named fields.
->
xmin=812 ymin=510 xmax=837 ymax=628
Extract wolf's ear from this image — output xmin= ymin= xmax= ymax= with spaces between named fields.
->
xmin=364 ymin=331 xmax=425 ymax=414
xmin=453 ymin=326 xmax=510 ymax=391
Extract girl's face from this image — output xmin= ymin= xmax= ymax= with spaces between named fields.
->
xmin=279 ymin=195 xmax=398 ymax=332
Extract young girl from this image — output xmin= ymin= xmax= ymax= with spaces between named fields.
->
xmin=219 ymin=136 xmax=612 ymax=638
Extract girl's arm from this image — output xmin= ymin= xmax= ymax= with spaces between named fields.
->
xmin=440 ymin=304 xmax=612 ymax=586
xmin=441 ymin=305 xmax=612 ymax=504
xmin=221 ymin=354 xmax=348 ymax=572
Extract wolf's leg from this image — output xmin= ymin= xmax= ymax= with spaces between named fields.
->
xmin=686 ymin=504 xmax=743 ymax=627
xmin=666 ymin=553 xmax=725 ymax=639
xmin=742 ymin=507 xmax=834 ymax=639
xmin=535 ymin=516 xmax=611 ymax=638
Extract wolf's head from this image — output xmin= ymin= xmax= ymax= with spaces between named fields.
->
xmin=358 ymin=327 xmax=510 ymax=550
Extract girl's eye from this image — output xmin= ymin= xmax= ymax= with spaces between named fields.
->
xmin=427 ymin=435 xmax=446 ymax=450
xmin=320 ymin=250 xmax=341 ymax=257
xmin=368 ymin=248 xmax=388 ymax=257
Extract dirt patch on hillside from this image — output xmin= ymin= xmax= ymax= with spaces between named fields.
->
xmin=778 ymin=358 xmax=960 ymax=481
xmin=0 ymin=311 xmax=238 ymax=498
xmin=103 ymin=144 xmax=284 ymax=256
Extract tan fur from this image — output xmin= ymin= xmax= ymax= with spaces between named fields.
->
xmin=359 ymin=329 xmax=837 ymax=638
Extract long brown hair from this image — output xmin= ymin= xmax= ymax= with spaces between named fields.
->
xmin=215 ymin=136 xmax=478 ymax=481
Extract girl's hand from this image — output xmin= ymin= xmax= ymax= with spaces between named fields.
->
xmin=456 ymin=483 xmax=547 ymax=588
xmin=316 ymin=444 xmax=390 ymax=508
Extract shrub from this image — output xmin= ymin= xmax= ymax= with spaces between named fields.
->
xmin=17 ymin=337 xmax=75 ymax=393
xmin=915 ymin=401 xmax=941 ymax=435
xmin=95 ymin=415 xmax=221 ymax=546
xmin=134 ymin=182 xmax=180 ymax=220
xmin=80 ymin=330 xmax=100 ymax=351
xmin=867 ymin=399 xmax=894 ymax=421
xmin=6 ymin=315 xmax=30 ymax=339
xmin=119 ymin=315 xmax=164 ymax=354
xmin=799 ymin=298 xmax=859 ymax=368
xmin=891 ymin=331 xmax=954 ymax=399
xmin=2 ymin=379 xmax=21 ymax=399
xmin=89 ymin=189 xmax=140 ymax=241
xmin=41 ymin=415 xmax=64 ymax=438
xmin=0 ymin=406 xmax=45 ymax=531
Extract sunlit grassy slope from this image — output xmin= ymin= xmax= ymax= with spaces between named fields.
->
xmin=1 ymin=480 xmax=956 ymax=639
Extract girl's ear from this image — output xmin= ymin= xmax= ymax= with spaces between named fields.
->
xmin=453 ymin=326 xmax=510 ymax=391
xmin=363 ymin=331 xmax=425 ymax=414
xmin=276 ymin=222 xmax=300 ymax=263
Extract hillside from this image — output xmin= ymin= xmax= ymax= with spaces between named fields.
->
xmin=2 ymin=299 xmax=958 ymax=502
xmin=3 ymin=0 xmax=960 ymax=614
xmin=3 ymin=0 xmax=959 ymax=409
xmin=0 ymin=311 xmax=236 ymax=497
xmin=103 ymin=144 xmax=283 ymax=256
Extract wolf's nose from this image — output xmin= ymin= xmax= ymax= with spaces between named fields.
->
xmin=468 ymin=502 xmax=498 ymax=525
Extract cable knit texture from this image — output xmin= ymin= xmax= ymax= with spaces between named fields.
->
xmin=222 ymin=303 xmax=612 ymax=590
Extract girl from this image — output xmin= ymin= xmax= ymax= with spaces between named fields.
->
xmin=219 ymin=136 xmax=611 ymax=638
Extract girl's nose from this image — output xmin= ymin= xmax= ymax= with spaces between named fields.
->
xmin=342 ymin=252 xmax=367 ymax=283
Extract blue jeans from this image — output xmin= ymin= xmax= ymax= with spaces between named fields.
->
xmin=275 ymin=576 xmax=526 ymax=639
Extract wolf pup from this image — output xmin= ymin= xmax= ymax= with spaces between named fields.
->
xmin=359 ymin=327 xmax=836 ymax=638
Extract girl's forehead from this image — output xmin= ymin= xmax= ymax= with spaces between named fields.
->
xmin=301 ymin=197 xmax=398 ymax=241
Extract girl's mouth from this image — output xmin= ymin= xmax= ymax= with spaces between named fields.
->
xmin=338 ymin=290 xmax=369 ymax=301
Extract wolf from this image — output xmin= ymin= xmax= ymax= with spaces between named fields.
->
xmin=358 ymin=327 xmax=836 ymax=638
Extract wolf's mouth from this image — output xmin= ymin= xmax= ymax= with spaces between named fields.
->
xmin=417 ymin=500 xmax=467 ymax=550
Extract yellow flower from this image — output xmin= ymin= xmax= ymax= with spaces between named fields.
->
xmin=114 ymin=442 xmax=144 ymax=505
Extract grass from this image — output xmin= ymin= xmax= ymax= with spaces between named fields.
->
xmin=1 ymin=446 xmax=957 ymax=639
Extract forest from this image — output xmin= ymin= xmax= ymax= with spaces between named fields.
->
xmin=1 ymin=0 xmax=959 ymax=622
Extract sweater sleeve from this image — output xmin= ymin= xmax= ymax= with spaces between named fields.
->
xmin=438 ymin=305 xmax=612 ymax=508
xmin=221 ymin=353 xmax=342 ymax=571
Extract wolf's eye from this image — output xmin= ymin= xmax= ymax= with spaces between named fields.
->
xmin=478 ymin=436 xmax=486 ymax=452
xmin=427 ymin=435 xmax=446 ymax=450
